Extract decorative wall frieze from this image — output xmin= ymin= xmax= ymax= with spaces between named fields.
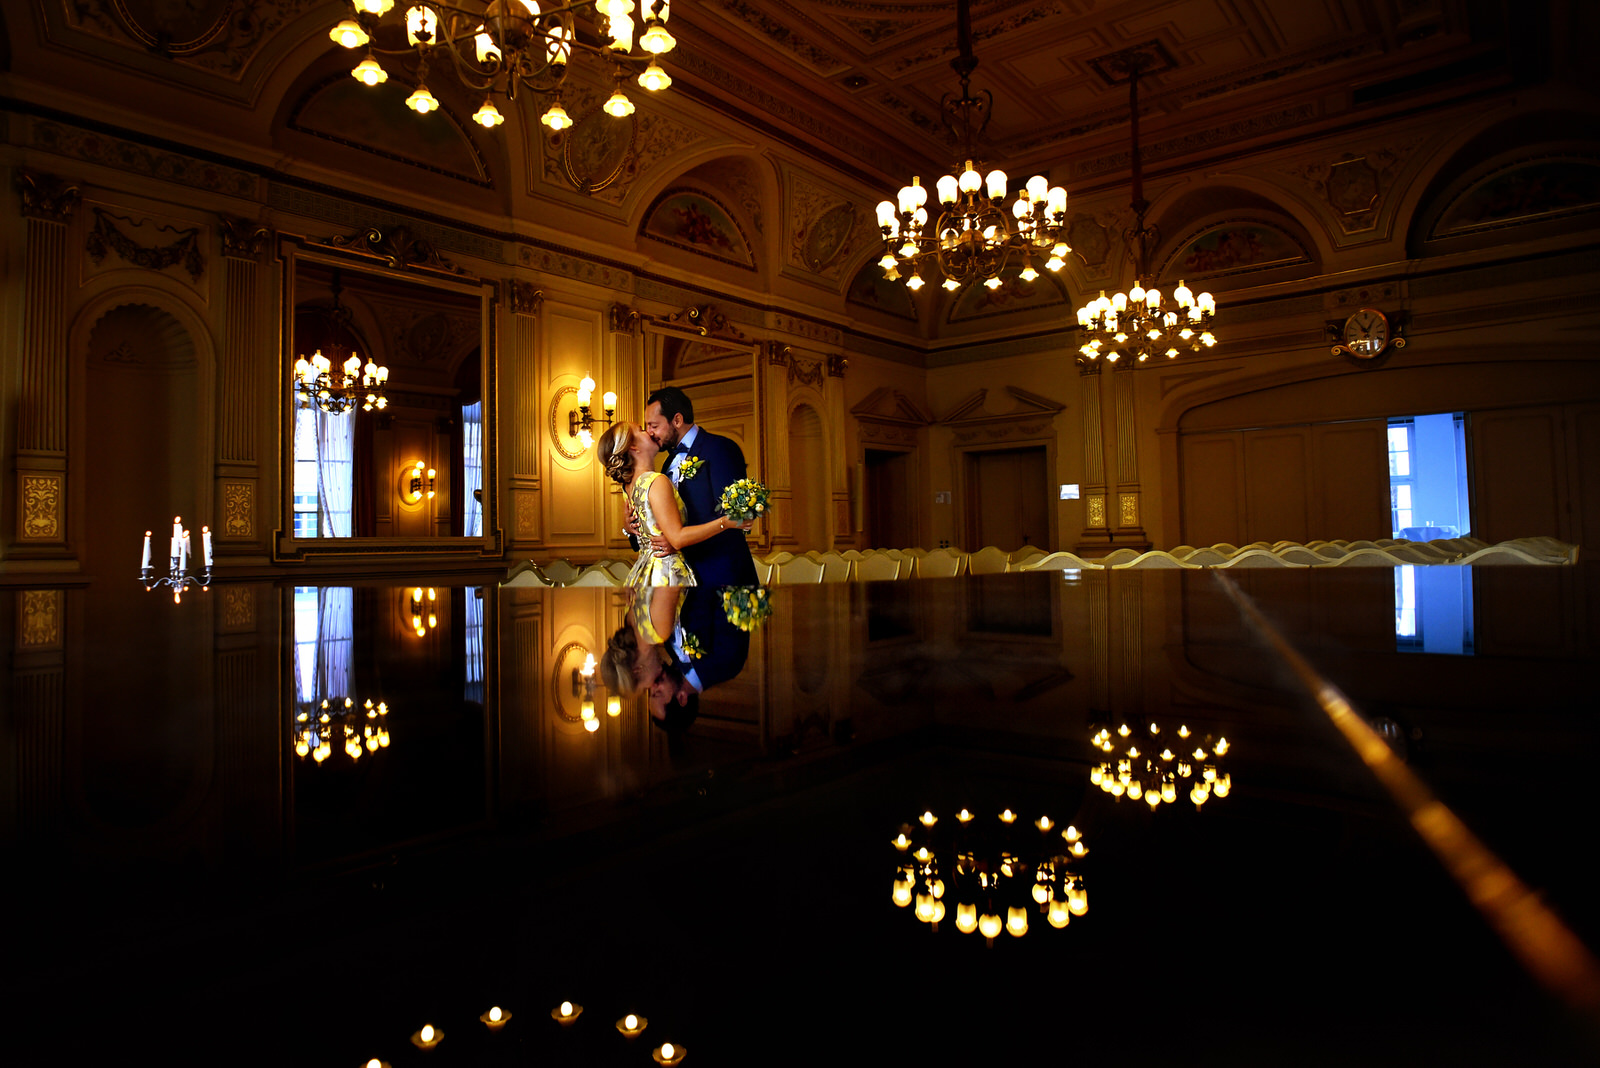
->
xmin=33 ymin=119 xmax=256 ymax=198
xmin=767 ymin=313 xmax=843 ymax=347
xmin=789 ymin=356 xmax=825 ymax=389
xmin=219 ymin=215 xmax=271 ymax=259
xmin=221 ymin=587 xmax=257 ymax=633
xmin=782 ymin=164 xmax=875 ymax=283
xmin=507 ymin=280 xmax=544 ymax=316
xmin=86 ymin=208 xmax=205 ymax=280
xmin=269 ymin=186 xmax=504 ymax=262
xmin=15 ymin=170 xmax=81 ymax=222
xmin=1282 ymin=138 xmax=1429 ymax=237
xmin=517 ymin=244 xmax=636 ymax=292
xmin=1086 ymin=494 xmax=1107 ymax=528
xmin=322 ymin=224 xmax=466 ymax=275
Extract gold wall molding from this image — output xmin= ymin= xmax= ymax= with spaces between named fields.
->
xmin=85 ymin=208 xmax=205 ymax=280
xmin=1087 ymin=494 xmax=1107 ymax=528
xmin=19 ymin=589 xmax=63 ymax=648
xmin=222 ymin=481 xmax=253 ymax=537
xmin=19 ymin=475 xmax=63 ymax=541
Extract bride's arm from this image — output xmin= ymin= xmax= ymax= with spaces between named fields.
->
xmin=647 ymin=475 xmax=747 ymax=550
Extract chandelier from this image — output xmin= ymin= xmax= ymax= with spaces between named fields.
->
xmin=874 ymin=0 xmax=1069 ymax=292
xmin=329 ymin=0 xmax=676 ymax=130
xmin=891 ymin=808 xmax=1090 ymax=946
xmin=293 ymin=270 xmax=390 ymax=414
xmin=1089 ymin=720 xmax=1231 ymax=810
xmin=1075 ymin=48 xmax=1217 ymax=364
xmin=295 ymin=697 xmax=393 ymax=763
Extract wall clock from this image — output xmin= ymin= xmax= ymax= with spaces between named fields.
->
xmin=1332 ymin=307 xmax=1405 ymax=359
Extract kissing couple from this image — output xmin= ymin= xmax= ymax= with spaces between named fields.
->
xmin=597 ymin=385 xmax=760 ymax=589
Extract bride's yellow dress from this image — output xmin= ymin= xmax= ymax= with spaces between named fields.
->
xmin=626 ymin=471 xmax=697 ymax=588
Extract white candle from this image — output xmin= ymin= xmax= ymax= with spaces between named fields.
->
xmin=178 ymin=531 xmax=189 ymax=573
xmin=141 ymin=531 xmax=152 ymax=570
xmin=202 ymin=526 xmax=212 ymax=568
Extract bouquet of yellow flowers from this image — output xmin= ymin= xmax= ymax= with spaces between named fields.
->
xmin=721 ymin=586 xmax=773 ymax=632
xmin=718 ymin=477 xmax=770 ymax=523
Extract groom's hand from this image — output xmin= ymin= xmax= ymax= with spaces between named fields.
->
xmin=649 ymin=532 xmax=673 ymax=558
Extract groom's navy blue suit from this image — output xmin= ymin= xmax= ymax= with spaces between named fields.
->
xmin=670 ymin=428 xmax=758 ymax=587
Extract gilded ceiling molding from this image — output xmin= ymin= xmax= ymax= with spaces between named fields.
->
xmin=322 ymin=225 xmax=466 ymax=275
xmin=86 ymin=209 xmax=205 ymax=280
xmin=14 ymin=170 xmax=81 ymax=223
xmin=218 ymin=216 xmax=270 ymax=259
xmin=507 ymin=281 xmax=544 ymax=317
xmin=717 ymin=0 xmax=844 ymax=73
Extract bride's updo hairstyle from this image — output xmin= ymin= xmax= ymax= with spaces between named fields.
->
xmin=597 ymin=422 xmax=634 ymax=488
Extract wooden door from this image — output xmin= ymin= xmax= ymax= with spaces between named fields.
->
xmin=864 ymin=449 xmax=912 ymax=550
xmin=966 ymin=446 xmax=1048 ymax=550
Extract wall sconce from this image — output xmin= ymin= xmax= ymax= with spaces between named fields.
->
xmin=401 ymin=460 xmax=437 ymax=504
xmin=551 ymin=377 xmax=617 ymax=458
xmin=410 ymin=587 xmax=437 ymax=637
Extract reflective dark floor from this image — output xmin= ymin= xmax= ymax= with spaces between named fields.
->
xmin=3 ymin=566 xmax=1599 ymax=1065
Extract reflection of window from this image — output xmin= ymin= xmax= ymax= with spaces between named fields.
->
xmin=1394 ymin=567 xmax=1418 ymax=647
xmin=1395 ymin=566 xmax=1475 ymax=655
xmin=462 ymin=401 xmax=483 ymax=538
xmin=465 ymin=588 xmax=484 ymax=705
xmin=292 ymin=586 xmax=354 ymax=706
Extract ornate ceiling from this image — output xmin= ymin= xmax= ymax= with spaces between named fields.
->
xmin=673 ymin=0 xmax=1518 ymax=188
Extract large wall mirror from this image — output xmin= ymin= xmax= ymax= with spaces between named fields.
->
xmin=278 ymin=235 xmax=498 ymax=558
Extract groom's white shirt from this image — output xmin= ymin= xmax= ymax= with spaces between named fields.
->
xmin=667 ymin=424 xmax=700 ymax=484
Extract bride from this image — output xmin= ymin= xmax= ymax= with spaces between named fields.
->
xmin=598 ymin=421 xmax=748 ymax=587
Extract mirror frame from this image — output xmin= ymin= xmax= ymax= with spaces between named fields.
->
xmin=275 ymin=233 xmax=501 ymax=561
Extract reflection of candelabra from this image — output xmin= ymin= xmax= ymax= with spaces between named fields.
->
xmin=138 ymin=517 xmax=212 ymax=603
xmin=891 ymin=809 xmax=1090 ymax=946
xmin=410 ymin=587 xmax=438 ymax=636
xmin=295 ymin=697 xmax=392 ymax=763
xmin=1089 ymin=721 xmax=1231 ymax=809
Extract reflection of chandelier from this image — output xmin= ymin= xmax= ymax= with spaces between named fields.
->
xmin=295 ymin=697 xmax=392 ymax=763
xmin=1089 ymin=721 xmax=1231 ymax=809
xmin=329 ymin=0 xmax=676 ymax=130
xmin=1074 ymin=47 xmax=1217 ymax=365
xmin=891 ymin=809 xmax=1090 ymax=946
xmin=874 ymin=0 xmax=1069 ymax=293
xmin=293 ymin=271 xmax=389 ymax=414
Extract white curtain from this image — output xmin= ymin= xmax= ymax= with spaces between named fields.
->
xmin=465 ymin=587 xmax=484 ymax=705
xmin=462 ymin=400 xmax=483 ymax=538
xmin=291 ymin=586 xmax=353 ymax=710
xmin=315 ymin=407 xmax=355 ymax=538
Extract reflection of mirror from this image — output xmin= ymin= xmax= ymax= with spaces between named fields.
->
xmin=282 ymin=240 xmax=494 ymax=550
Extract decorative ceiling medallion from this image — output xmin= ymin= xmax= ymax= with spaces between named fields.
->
xmin=561 ymin=107 xmax=640 ymax=194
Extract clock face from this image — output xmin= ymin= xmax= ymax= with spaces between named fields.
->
xmin=1343 ymin=308 xmax=1389 ymax=358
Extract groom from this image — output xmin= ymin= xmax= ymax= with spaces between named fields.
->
xmin=643 ymin=385 xmax=759 ymax=587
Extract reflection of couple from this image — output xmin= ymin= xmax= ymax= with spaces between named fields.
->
xmin=601 ymin=584 xmax=752 ymax=731
xmin=597 ymin=386 xmax=759 ymax=589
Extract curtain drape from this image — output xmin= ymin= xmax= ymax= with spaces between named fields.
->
xmin=315 ymin=407 xmax=355 ymax=537
xmin=462 ymin=400 xmax=483 ymax=538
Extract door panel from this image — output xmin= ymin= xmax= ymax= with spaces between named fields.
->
xmin=1243 ymin=429 xmax=1309 ymax=543
xmin=1311 ymin=421 xmax=1389 ymax=540
xmin=1472 ymin=407 xmax=1565 ymax=541
xmin=1180 ymin=433 xmax=1245 ymax=547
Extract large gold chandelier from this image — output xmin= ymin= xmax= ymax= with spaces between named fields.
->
xmin=874 ymin=0 xmax=1069 ymax=293
xmin=328 ymin=0 xmax=675 ymax=130
xmin=1075 ymin=48 xmax=1217 ymax=364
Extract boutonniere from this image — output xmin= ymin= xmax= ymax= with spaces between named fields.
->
xmin=677 ymin=456 xmax=705 ymax=481
xmin=682 ymin=633 xmax=704 ymax=659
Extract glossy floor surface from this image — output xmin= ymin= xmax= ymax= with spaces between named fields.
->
xmin=3 ymin=566 xmax=1599 ymax=1065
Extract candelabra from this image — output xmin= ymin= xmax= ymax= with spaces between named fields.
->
xmin=329 ymin=0 xmax=676 ymax=131
xmin=1089 ymin=720 xmax=1232 ymax=809
xmin=295 ymin=697 xmax=392 ymax=763
xmin=139 ymin=517 xmax=212 ymax=603
xmin=891 ymin=808 xmax=1090 ymax=946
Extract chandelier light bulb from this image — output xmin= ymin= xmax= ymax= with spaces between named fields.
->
xmin=604 ymin=89 xmax=635 ymax=117
xmin=957 ymin=161 xmax=981 ymax=194
xmin=638 ymin=61 xmax=671 ymax=91
xmin=905 ymin=274 xmax=925 ymax=291
xmin=471 ymin=99 xmax=505 ymax=127
xmin=541 ymin=100 xmax=572 ymax=131
xmin=404 ymin=5 xmax=436 ymax=47
xmin=406 ymin=84 xmax=439 ymax=114
xmin=985 ymin=168 xmax=1007 ymax=200
xmin=1019 ymin=264 xmax=1039 ymax=282
xmin=984 ymin=276 xmax=1002 ymax=289
xmin=330 ymin=20 xmax=369 ymax=48
xmin=474 ymin=28 xmax=500 ymax=65
xmin=352 ymin=56 xmax=388 ymax=86
xmin=942 ymin=277 xmax=960 ymax=291
xmin=608 ymin=12 xmax=635 ymax=52
xmin=546 ymin=23 xmax=573 ymax=67
xmin=355 ymin=0 xmax=394 ymax=13
xmin=936 ymin=173 xmax=959 ymax=205
xmin=639 ymin=20 xmax=676 ymax=53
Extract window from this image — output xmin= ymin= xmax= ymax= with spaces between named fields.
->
xmin=462 ymin=400 xmax=483 ymax=538
xmin=293 ymin=408 xmax=320 ymax=538
xmin=1387 ymin=413 xmax=1470 ymax=540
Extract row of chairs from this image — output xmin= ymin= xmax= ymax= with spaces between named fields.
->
xmin=501 ymin=536 xmax=1577 ymax=587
